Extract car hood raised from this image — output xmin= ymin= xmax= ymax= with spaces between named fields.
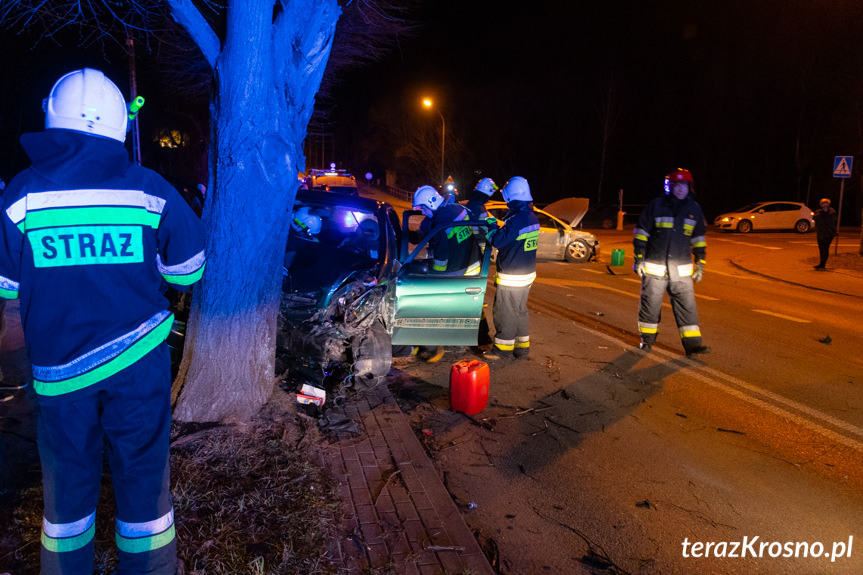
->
xmin=544 ymin=197 xmax=590 ymax=227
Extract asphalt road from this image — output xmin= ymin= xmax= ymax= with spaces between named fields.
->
xmin=391 ymin=229 xmax=863 ymax=575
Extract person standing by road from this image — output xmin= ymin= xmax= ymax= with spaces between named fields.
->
xmin=0 ymin=68 xmax=206 ymax=575
xmin=632 ymin=168 xmax=710 ymax=357
xmin=485 ymin=176 xmax=539 ymax=361
xmin=813 ymin=198 xmax=838 ymax=270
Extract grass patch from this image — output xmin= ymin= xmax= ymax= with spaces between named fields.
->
xmin=0 ymin=394 xmax=344 ymax=575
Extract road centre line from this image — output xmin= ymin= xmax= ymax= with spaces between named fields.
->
xmin=558 ymin=315 xmax=863 ymax=452
xmin=534 ymin=277 xmax=637 ymax=299
xmin=536 ymin=276 xmax=720 ymax=302
xmin=708 ymin=268 xmax=769 ymax=281
xmin=751 ymin=309 xmax=811 ymax=323
xmin=709 ymin=238 xmax=783 ymax=249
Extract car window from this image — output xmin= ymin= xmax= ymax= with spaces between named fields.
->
xmin=775 ymin=203 xmax=800 ymax=212
xmin=400 ymin=211 xmax=490 ymax=276
xmin=536 ymin=212 xmax=562 ymax=230
xmin=290 ymin=203 xmax=380 ymax=259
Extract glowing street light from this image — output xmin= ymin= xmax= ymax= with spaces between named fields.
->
xmin=422 ymin=98 xmax=446 ymax=185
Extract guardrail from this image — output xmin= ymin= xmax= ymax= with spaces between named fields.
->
xmin=384 ymin=185 xmax=413 ymax=203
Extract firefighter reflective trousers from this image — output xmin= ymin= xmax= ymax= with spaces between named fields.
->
xmin=493 ymin=284 xmax=532 ymax=357
xmin=36 ymin=344 xmax=176 ymax=575
xmin=638 ymin=274 xmax=703 ymax=352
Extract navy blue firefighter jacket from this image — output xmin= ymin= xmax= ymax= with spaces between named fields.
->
xmin=491 ymin=200 xmax=539 ymax=287
xmin=0 ymin=129 xmax=206 ymax=398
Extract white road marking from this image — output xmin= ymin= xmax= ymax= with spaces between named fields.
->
xmin=554 ymin=314 xmax=863 ymax=453
xmin=537 ymin=276 xmax=720 ymax=302
xmin=752 ymin=309 xmax=811 ymax=323
xmin=709 ymin=238 xmax=783 ymax=249
xmin=708 ymin=269 xmax=769 ymax=281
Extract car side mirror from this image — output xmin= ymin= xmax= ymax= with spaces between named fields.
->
xmin=758 ymin=209 xmax=765 ymax=214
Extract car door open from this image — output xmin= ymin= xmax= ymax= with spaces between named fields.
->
xmin=389 ymin=211 xmax=492 ymax=346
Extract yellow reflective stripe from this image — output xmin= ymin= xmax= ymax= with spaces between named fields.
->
xmin=515 ymin=341 xmax=530 ymax=348
xmin=495 ymin=271 xmax=536 ymax=287
xmin=494 ymin=342 xmax=515 ymax=351
xmin=116 ymin=524 xmax=176 ymax=554
xmin=643 ymin=262 xmax=666 ymax=276
xmin=638 ymin=322 xmax=659 ymax=334
xmin=678 ymin=263 xmax=694 ymax=276
xmin=634 ymin=228 xmax=650 ymax=241
xmin=42 ymin=523 xmax=95 ymax=553
xmin=464 ymin=261 xmax=481 ymax=276
xmin=679 ymin=326 xmax=701 ymax=338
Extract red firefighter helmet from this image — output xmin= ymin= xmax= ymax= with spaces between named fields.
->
xmin=664 ymin=168 xmax=694 ymax=194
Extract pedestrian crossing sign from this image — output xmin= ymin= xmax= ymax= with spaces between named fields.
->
xmin=833 ymin=156 xmax=853 ymax=178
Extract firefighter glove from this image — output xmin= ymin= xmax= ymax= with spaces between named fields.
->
xmin=633 ymin=257 xmax=645 ymax=277
xmin=692 ymin=261 xmax=705 ymax=284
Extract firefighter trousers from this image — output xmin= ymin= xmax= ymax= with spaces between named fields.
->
xmin=492 ymin=284 xmax=532 ymax=357
xmin=36 ymin=344 xmax=176 ymax=575
xmin=638 ymin=274 xmax=703 ymax=352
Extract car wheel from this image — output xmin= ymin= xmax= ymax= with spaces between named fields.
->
xmin=736 ymin=220 xmax=752 ymax=233
xmin=564 ymin=239 xmax=590 ymax=263
xmin=795 ymin=219 xmax=811 ymax=233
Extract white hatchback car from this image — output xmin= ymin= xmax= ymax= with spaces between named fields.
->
xmin=713 ymin=201 xmax=814 ymax=233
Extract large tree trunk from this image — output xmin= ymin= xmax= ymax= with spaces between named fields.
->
xmin=173 ymin=0 xmax=340 ymax=422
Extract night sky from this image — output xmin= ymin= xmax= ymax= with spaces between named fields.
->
xmin=329 ymin=0 xmax=863 ymax=220
xmin=3 ymin=1 xmax=863 ymax=222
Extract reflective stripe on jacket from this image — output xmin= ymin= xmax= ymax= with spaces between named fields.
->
xmin=492 ymin=200 xmax=539 ymax=282
xmin=0 ymin=130 xmax=206 ymax=396
xmin=633 ymin=194 xmax=706 ymax=280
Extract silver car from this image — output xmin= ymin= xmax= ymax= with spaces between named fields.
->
xmin=485 ymin=198 xmax=600 ymax=263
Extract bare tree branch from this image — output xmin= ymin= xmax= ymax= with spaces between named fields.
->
xmin=166 ymin=0 xmax=220 ymax=69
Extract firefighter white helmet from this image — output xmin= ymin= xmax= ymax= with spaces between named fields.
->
xmin=44 ymin=68 xmax=128 ymax=143
xmin=501 ymin=176 xmax=532 ymax=203
xmin=474 ymin=177 xmax=498 ymax=196
xmin=413 ymin=185 xmax=444 ymax=214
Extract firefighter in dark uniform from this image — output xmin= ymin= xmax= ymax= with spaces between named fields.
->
xmin=464 ymin=177 xmax=498 ymax=221
xmin=485 ymin=176 xmax=539 ymax=360
xmin=0 ymin=69 xmax=206 ymax=575
xmin=412 ymin=185 xmax=481 ymax=276
xmin=633 ymin=168 xmax=710 ymax=356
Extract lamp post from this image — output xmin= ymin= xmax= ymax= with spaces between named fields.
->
xmin=422 ymin=98 xmax=445 ymax=185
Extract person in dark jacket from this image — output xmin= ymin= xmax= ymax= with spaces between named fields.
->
xmin=813 ymin=198 xmax=838 ymax=270
xmin=412 ymin=185 xmax=481 ymax=276
xmin=0 ymin=69 xmax=206 ymax=575
xmin=464 ymin=177 xmax=498 ymax=221
xmin=485 ymin=176 xmax=539 ymax=360
xmin=633 ymin=168 xmax=710 ymax=357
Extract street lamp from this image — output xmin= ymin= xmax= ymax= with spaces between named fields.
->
xmin=422 ymin=98 xmax=446 ymax=185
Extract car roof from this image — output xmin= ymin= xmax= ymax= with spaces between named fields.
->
xmin=726 ymin=201 xmax=805 ymax=212
xmin=297 ymin=189 xmax=390 ymax=212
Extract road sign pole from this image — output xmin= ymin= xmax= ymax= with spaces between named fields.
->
xmin=835 ymin=178 xmax=845 ymax=255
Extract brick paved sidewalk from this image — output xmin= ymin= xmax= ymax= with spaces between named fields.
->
xmin=318 ymin=383 xmax=495 ymax=575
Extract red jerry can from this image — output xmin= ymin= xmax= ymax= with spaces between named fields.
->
xmin=450 ymin=359 xmax=490 ymax=415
